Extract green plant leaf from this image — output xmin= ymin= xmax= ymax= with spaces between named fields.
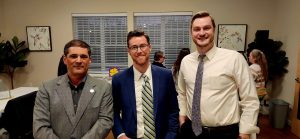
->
xmin=247 ymin=36 xmax=289 ymax=81
xmin=0 ymin=35 xmax=29 ymax=88
xmin=12 ymin=36 xmax=19 ymax=47
xmin=16 ymin=41 xmax=26 ymax=50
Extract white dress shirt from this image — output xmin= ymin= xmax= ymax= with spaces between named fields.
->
xmin=177 ymin=45 xmax=260 ymax=134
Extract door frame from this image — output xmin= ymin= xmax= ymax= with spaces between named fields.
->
xmin=291 ymin=44 xmax=300 ymax=137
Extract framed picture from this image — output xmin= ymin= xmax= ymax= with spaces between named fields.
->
xmin=217 ymin=24 xmax=247 ymax=52
xmin=26 ymin=26 xmax=52 ymax=51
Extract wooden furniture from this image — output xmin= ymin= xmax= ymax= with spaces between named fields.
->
xmin=291 ymin=44 xmax=300 ymax=137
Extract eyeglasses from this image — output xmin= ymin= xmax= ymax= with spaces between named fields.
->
xmin=129 ymin=44 xmax=149 ymax=52
xmin=67 ymin=54 xmax=89 ymax=59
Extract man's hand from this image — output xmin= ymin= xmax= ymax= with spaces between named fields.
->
xmin=179 ymin=115 xmax=187 ymax=127
xmin=239 ymin=133 xmax=250 ymax=139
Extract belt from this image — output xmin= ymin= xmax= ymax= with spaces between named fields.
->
xmin=202 ymin=123 xmax=239 ymax=134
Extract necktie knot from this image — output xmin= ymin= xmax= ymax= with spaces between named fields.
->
xmin=199 ymin=54 xmax=206 ymax=62
xmin=142 ymin=74 xmax=149 ymax=82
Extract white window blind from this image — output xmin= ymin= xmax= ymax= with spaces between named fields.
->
xmin=134 ymin=12 xmax=192 ymax=69
xmin=72 ymin=13 xmax=128 ymax=73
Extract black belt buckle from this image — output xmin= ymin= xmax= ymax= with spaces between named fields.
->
xmin=203 ymin=126 xmax=211 ymax=134
xmin=202 ymin=123 xmax=238 ymax=134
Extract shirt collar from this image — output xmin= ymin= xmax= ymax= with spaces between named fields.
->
xmin=194 ymin=43 xmax=217 ymax=61
xmin=133 ymin=65 xmax=152 ymax=81
xmin=205 ymin=44 xmax=217 ymax=61
xmin=68 ymin=75 xmax=87 ymax=88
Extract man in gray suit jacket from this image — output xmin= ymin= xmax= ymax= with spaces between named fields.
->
xmin=33 ymin=39 xmax=113 ymax=139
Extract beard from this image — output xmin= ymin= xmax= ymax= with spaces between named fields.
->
xmin=194 ymin=35 xmax=214 ymax=48
xmin=133 ymin=55 xmax=150 ymax=66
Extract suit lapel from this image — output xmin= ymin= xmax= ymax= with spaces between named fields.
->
xmin=127 ymin=67 xmax=137 ymax=119
xmin=75 ymin=75 xmax=96 ymax=124
xmin=151 ymin=65 xmax=160 ymax=118
xmin=56 ymin=75 xmax=76 ymax=126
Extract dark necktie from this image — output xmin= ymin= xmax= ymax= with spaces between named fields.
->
xmin=192 ymin=54 xmax=205 ymax=136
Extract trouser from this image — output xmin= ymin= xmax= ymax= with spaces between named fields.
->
xmin=178 ymin=119 xmax=239 ymax=139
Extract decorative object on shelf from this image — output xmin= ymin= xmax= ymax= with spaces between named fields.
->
xmin=0 ymin=34 xmax=30 ymax=89
xmin=217 ymin=24 xmax=247 ymax=52
xmin=109 ymin=67 xmax=120 ymax=77
xmin=26 ymin=26 xmax=52 ymax=51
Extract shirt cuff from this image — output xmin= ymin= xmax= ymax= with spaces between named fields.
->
xmin=239 ymin=122 xmax=260 ymax=134
xmin=178 ymin=102 xmax=187 ymax=116
xmin=117 ymin=133 xmax=125 ymax=139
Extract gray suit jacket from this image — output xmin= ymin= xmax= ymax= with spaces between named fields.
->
xmin=33 ymin=75 xmax=113 ymax=139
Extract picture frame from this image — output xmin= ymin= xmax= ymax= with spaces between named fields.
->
xmin=26 ymin=26 xmax=52 ymax=51
xmin=217 ymin=24 xmax=247 ymax=52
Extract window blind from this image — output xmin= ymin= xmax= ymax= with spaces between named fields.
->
xmin=134 ymin=12 xmax=192 ymax=69
xmin=72 ymin=14 xmax=128 ymax=73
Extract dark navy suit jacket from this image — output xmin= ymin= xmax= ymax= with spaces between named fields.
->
xmin=112 ymin=65 xmax=179 ymax=139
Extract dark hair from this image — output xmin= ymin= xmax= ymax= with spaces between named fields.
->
xmin=127 ymin=30 xmax=150 ymax=47
xmin=64 ymin=39 xmax=91 ymax=56
xmin=57 ymin=55 xmax=67 ymax=76
xmin=173 ymin=48 xmax=190 ymax=76
xmin=154 ymin=51 xmax=164 ymax=61
xmin=191 ymin=11 xmax=216 ymax=30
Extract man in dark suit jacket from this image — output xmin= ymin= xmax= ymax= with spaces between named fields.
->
xmin=33 ymin=40 xmax=113 ymax=139
xmin=1 ymin=91 xmax=37 ymax=139
xmin=112 ymin=30 xmax=179 ymax=139
xmin=152 ymin=50 xmax=166 ymax=68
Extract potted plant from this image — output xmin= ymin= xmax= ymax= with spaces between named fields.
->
xmin=246 ymin=30 xmax=289 ymax=81
xmin=0 ymin=33 xmax=30 ymax=89
xmin=246 ymin=30 xmax=290 ymax=125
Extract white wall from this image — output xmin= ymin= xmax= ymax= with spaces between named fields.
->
xmin=271 ymin=0 xmax=300 ymax=106
xmin=0 ymin=0 xmax=298 ymax=107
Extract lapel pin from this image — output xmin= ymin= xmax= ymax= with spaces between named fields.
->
xmin=90 ymin=89 xmax=95 ymax=93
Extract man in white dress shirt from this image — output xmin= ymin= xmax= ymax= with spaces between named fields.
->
xmin=177 ymin=11 xmax=260 ymax=139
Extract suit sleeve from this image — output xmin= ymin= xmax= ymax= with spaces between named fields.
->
xmin=33 ymin=83 xmax=59 ymax=139
xmin=165 ymin=72 xmax=180 ymax=139
xmin=111 ymin=77 xmax=124 ymax=138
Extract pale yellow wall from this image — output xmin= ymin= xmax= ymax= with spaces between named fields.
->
xmin=1 ymin=0 xmax=298 ymax=107
xmin=0 ymin=0 xmax=10 ymax=89
xmin=270 ymin=0 xmax=300 ymax=106
xmin=0 ymin=0 xmax=4 ymax=37
xmin=0 ymin=0 xmax=276 ymax=87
